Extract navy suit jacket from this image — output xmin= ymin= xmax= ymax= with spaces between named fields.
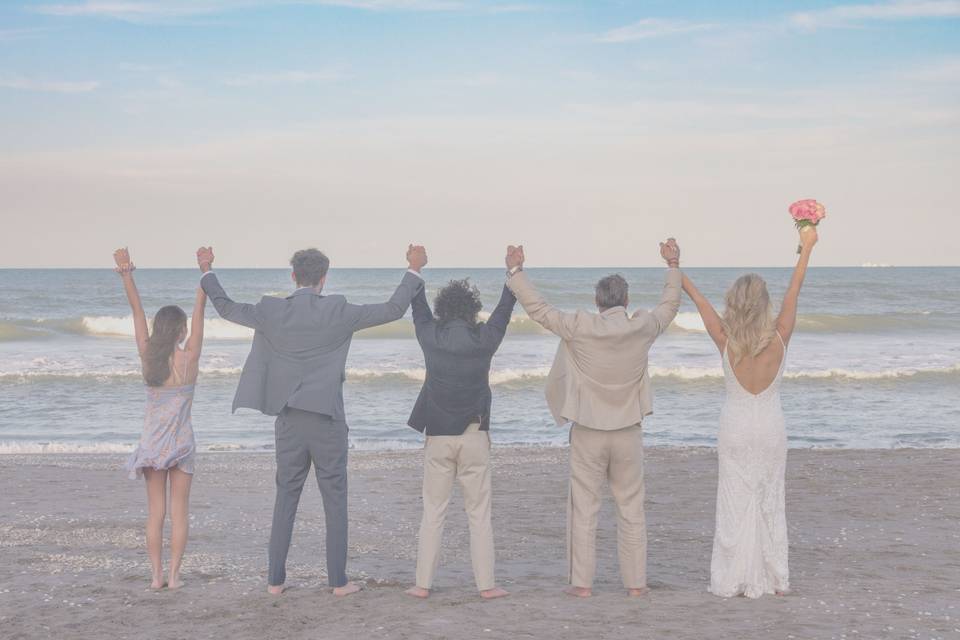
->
xmin=407 ymin=284 xmax=516 ymax=436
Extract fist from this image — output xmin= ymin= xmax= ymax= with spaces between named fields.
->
xmin=659 ymin=238 xmax=680 ymax=264
xmin=196 ymin=246 xmax=215 ymax=272
xmin=407 ymin=244 xmax=428 ymax=272
xmin=505 ymin=245 xmax=525 ymax=270
xmin=113 ymin=247 xmax=135 ymax=274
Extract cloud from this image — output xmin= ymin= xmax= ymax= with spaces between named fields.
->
xmin=31 ymin=0 xmax=480 ymax=21
xmin=301 ymin=0 xmax=463 ymax=9
xmin=33 ymin=1 xmax=230 ymax=21
xmin=907 ymin=57 xmax=960 ymax=82
xmin=221 ymin=69 xmax=345 ymax=87
xmin=0 ymin=27 xmax=55 ymax=42
xmin=0 ymin=76 xmax=100 ymax=93
xmin=594 ymin=18 xmax=716 ymax=43
xmin=790 ymin=0 xmax=960 ymax=30
xmin=484 ymin=3 xmax=541 ymax=13
xmin=454 ymin=71 xmax=500 ymax=87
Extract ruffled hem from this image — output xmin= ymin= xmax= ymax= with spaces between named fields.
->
xmin=709 ymin=580 xmax=789 ymax=599
xmin=125 ymin=447 xmax=195 ymax=480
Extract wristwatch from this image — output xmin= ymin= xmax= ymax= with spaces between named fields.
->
xmin=506 ymin=265 xmax=523 ymax=278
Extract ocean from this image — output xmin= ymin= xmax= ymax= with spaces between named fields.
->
xmin=1 ymin=267 xmax=957 ymax=453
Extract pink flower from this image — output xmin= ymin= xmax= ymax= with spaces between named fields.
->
xmin=789 ymin=199 xmax=826 ymax=225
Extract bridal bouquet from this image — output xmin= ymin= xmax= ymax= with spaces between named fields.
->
xmin=788 ymin=199 xmax=826 ymax=254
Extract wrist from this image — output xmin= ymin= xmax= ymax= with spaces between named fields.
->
xmin=666 ymin=259 xmax=680 ymax=268
xmin=199 ymin=262 xmax=212 ymax=273
xmin=408 ymin=264 xmax=422 ymax=273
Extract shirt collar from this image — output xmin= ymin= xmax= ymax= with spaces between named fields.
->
xmin=288 ymin=287 xmax=322 ymax=299
xmin=600 ymin=306 xmax=627 ymax=317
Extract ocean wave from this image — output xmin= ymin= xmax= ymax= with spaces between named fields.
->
xmin=4 ymin=364 xmax=957 ymax=385
xmin=4 ymin=436 xmax=958 ymax=454
xmin=667 ymin=311 xmax=949 ymax=334
xmin=670 ymin=312 xmax=707 ymax=333
xmin=0 ymin=365 xmax=245 ymax=382
xmin=1 ymin=308 xmax=952 ymax=343
xmin=0 ymin=322 xmax=51 ymax=342
xmin=0 ymin=441 xmax=136 ymax=454
xmin=354 ymin=314 xmax=549 ymax=340
xmin=75 ymin=315 xmax=254 ymax=339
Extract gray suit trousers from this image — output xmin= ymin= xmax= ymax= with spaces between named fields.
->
xmin=268 ymin=407 xmax=349 ymax=588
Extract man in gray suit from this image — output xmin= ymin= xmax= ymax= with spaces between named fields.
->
xmin=196 ymin=244 xmax=427 ymax=596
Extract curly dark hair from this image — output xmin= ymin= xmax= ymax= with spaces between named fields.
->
xmin=433 ymin=278 xmax=483 ymax=326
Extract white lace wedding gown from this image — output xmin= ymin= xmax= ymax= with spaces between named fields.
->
xmin=710 ymin=333 xmax=790 ymax=598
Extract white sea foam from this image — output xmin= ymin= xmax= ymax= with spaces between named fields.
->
xmin=2 ymin=307 xmax=949 ymax=345
xmin=343 ymin=367 xmax=553 ymax=384
xmin=671 ymin=312 xmax=707 ymax=333
xmin=0 ymin=441 xmax=136 ymax=454
xmin=3 ymin=363 xmax=958 ymax=384
xmin=79 ymin=315 xmax=254 ymax=339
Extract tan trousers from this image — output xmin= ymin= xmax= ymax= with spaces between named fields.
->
xmin=415 ymin=423 xmax=495 ymax=592
xmin=567 ymin=423 xmax=646 ymax=589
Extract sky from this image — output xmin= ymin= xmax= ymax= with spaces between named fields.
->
xmin=0 ymin=0 xmax=958 ymax=268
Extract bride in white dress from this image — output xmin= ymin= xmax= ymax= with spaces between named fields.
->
xmin=681 ymin=226 xmax=818 ymax=598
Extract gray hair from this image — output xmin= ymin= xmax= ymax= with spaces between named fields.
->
xmin=595 ymin=274 xmax=629 ymax=310
xmin=290 ymin=248 xmax=330 ymax=287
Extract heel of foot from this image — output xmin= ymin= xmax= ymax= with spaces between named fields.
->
xmin=333 ymin=582 xmax=362 ymax=597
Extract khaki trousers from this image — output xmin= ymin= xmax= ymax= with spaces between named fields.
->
xmin=415 ymin=423 xmax=495 ymax=592
xmin=567 ymin=423 xmax=646 ymax=589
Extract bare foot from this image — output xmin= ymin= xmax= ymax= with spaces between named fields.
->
xmin=405 ymin=586 xmax=430 ymax=599
xmin=775 ymin=590 xmax=787 ymax=597
xmin=167 ymin=576 xmax=184 ymax=591
xmin=150 ymin=575 xmax=165 ymax=590
xmin=267 ymin=584 xmax=285 ymax=596
xmin=333 ymin=582 xmax=362 ymax=597
xmin=627 ymin=587 xmax=649 ymax=597
xmin=564 ymin=586 xmax=592 ymax=598
xmin=480 ymin=587 xmax=509 ymax=600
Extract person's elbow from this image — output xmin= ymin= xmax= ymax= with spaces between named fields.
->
xmin=385 ymin=303 xmax=409 ymax=323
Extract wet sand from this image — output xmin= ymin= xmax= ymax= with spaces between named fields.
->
xmin=1 ymin=447 xmax=958 ymax=639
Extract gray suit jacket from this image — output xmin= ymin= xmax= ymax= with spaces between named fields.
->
xmin=201 ymin=271 xmax=424 ymax=419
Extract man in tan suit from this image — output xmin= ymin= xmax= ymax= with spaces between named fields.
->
xmin=504 ymin=240 xmax=681 ymax=597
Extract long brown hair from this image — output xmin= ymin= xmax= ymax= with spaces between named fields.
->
xmin=143 ymin=305 xmax=187 ymax=387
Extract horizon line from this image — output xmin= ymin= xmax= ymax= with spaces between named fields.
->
xmin=2 ymin=265 xmax=957 ymax=270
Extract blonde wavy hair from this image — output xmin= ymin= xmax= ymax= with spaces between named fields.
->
xmin=722 ymin=273 xmax=777 ymax=366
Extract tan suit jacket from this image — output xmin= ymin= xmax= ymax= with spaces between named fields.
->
xmin=507 ymin=269 xmax=681 ymax=431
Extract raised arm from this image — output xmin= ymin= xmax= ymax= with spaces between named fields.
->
xmin=409 ymin=285 xmax=437 ymax=348
xmin=480 ymin=284 xmax=518 ymax=350
xmin=349 ymin=245 xmax=427 ymax=331
xmin=196 ymin=246 xmax=263 ymax=330
xmin=113 ymin=247 xmax=149 ymax=357
xmin=410 ymin=286 xmax=434 ymax=329
xmin=184 ymin=286 xmax=207 ymax=360
xmin=682 ymin=273 xmax=726 ymax=352
xmin=638 ymin=238 xmax=682 ymax=334
xmin=504 ymin=245 xmax=578 ymax=341
xmin=776 ymin=226 xmax=818 ymax=345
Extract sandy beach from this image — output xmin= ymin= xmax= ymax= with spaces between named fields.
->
xmin=1 ymin=446 xmax=958 ymax=640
